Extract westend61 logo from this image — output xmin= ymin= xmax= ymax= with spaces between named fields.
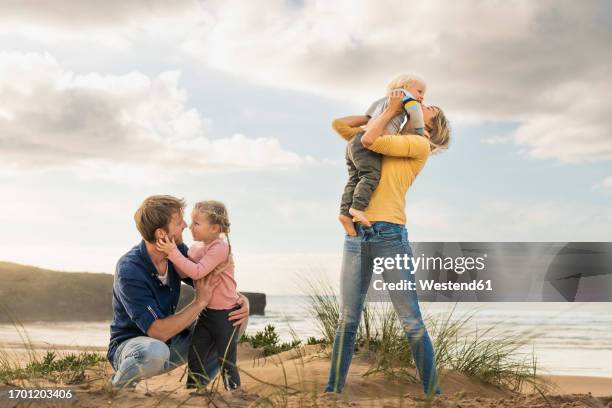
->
xmin=371 ymin=253 xmax=491 ymax=293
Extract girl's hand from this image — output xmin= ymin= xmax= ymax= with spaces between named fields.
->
xmin=386 ymin=89 xmax=405 ymax=114
xmin=156 ymin=236 xmax=177 ymax=255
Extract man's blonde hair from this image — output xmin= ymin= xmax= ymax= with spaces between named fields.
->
xmin=386 ymin=73 xmax=426 ymax=92
xmin=134 ymin=195 xmax=186 ymax=243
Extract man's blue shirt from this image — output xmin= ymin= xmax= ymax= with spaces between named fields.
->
xmin=107 ymin=240 xmax=192 ymax=362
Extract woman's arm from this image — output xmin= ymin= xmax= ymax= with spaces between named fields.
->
xmin=360 ymin=91 xmax=430 ymax=159
xmin=332 ymin=116 xmax=370 ymax=141
xmin=361 ymin=90 xmax=404 ymax=148
xmin=366 ymin=134 xmax=430 ymax=159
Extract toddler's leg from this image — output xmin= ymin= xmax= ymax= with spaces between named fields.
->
xmin=211 ymin=309 xmax=241 ymax=390
xmin=404 ymin=101 xmax=424 ymax=135
xmin=350 ymin=137 xmax=382 ymax=227
xmin=187 ymin=316 xmax=216 ymax=389
xmin=339 ymin=145 xmax=358 ymax=236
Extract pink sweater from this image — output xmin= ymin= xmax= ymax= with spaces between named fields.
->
xmin=167 ymin=238 xmax=239 ymax=310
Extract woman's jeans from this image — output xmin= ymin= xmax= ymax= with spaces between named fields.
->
xmin=325 ymin=222 xmax=441 ymax=396
xmin=111 ymin=326 xmax=220 ymax=388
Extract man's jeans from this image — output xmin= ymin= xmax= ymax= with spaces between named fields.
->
xmin=325 ymin=222 xmax=441 ymax=396
xmin=111 ymin=327 xmax=219 ymax=388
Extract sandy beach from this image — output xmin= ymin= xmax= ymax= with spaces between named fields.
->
xmin=1 ymin=344 xmax=611 ymax=407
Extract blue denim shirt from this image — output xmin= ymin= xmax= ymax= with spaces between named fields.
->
xmin=107 ymin=240 xmax=193 ymax=362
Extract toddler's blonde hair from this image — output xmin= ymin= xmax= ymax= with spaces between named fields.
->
xmin=194 ymin=200 xmax=232 ymax=258
xmin=386 ymin=73 xmax=426 ymax=92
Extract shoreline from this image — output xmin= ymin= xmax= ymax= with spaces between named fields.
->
xmin=542 ymin=375 xmax=612 ymax=397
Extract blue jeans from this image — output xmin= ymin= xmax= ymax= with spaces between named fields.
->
xmin=111 ymin=327 xmax=220 ymax=388
xmin=325 ymin=222 xmax=440 ymax=396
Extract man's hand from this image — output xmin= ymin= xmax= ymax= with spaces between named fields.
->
xmin=386 ymin=89 xmax=405 ymax=114
xmin=194 ymin=276 xmax=220 ymax=308
xmin=228 ymin=294 xmax=249 ymax=327
xmin=155 ymin=236 xmax=177 ymax=255
xmin=147 ymin=276 xmax=220 ymax=342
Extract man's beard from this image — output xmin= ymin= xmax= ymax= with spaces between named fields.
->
xmin=166 ymin=231 xmax=183 ymax=245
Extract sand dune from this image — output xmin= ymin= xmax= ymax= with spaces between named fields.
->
xmin=2 ymin=344 xmax=611 ymax=407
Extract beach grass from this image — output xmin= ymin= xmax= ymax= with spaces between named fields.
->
xmin=0 ymin=286 xmax=552 ymax=407
xmin=240 ymin=324 xmax=302 ymax=357
xmin=0 ymin=304 xmax=106 ymax=387
xmin=0 ymin=350 xmax=106 ymax=385
xmin=304 ymin=280 xmax=543 ymax=393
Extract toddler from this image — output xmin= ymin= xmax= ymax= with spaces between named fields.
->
xmin=156 ymin=200 xmax=241 ymax=391
xmin=338 ymin=75 xmax=426 ymax=232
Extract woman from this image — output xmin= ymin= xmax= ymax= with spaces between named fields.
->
xmin=325 ymin=90 xmax=450 ymax=397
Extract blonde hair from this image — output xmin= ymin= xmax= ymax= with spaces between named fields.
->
xmin=194 ymin=200 xmax=232 ymax=258
xmin=386 ymin=73 xmax=426 ymax=92
xmin=428 ymin=106 xmax=451 ymax=154
xmin=134 ymin=195 xmax=185 ymax=243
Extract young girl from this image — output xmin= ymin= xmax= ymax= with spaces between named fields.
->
xmin=156 ymin=200 xmax=241 ymax=391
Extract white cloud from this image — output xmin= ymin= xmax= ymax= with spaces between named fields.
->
xmin=0 ymin=1 xmax=200 ymax=49
xmin=0 ymin=52 xmax=312 ymax=180
xmin=593 ymin=176 xmax=612 ymax=192
xmin=0 ymin=0 xmax=194 ymax=28
xmin=480 ymin=135 xmax=511 ymax=145
xmin=407 ymin=199 xmax=612 ymax=241
xmin=178 ymin=0 xmax=612 ymax=164
xmin=513 ymin=80 xmax=612 ymax=163
xmin=4 ymin=1 xmax=611 ymax=163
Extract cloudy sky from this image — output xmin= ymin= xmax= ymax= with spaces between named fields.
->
xmin=1 ymin=0 xmax=611 ymax=294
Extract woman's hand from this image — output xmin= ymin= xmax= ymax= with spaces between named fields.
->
xmin=386 ymin=89 xmax=405 ymax=114
xmin=362 ymin=90 xmax=405 ymax=148
xmin=228 ymin=294 xmax=250 ymax=328
xmin=155 ymin=236 xmax=177 ymax=255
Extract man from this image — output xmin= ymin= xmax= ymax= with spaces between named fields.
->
xmin=107 ymin=195 xmax=249 ymax=388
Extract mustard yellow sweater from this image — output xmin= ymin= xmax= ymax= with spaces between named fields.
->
xmin=333 ymin=120 xmax=430 ymax=225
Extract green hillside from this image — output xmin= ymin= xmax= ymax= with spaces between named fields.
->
xmin=0 ymin=261 xmax=265 ymax=323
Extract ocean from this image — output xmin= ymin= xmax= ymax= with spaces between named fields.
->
xmin=1 ymin=297 xmax=611 ymax=377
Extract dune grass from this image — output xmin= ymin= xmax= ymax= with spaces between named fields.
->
xmin=1 ymin=282 xmax=549 ymax=407
xmin=240 ymin=324 xmax=302 ymax=356
xmin=0 ymin=350 xmax=105 ymax=385
xmin=0 ymin=305 xmax=106 ymax=388
xmin=304 ymin=280 xmax=542 ymax=393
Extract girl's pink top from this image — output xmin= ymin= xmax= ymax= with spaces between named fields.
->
xmin=167 ymin=238 xmax=239 ymax=310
